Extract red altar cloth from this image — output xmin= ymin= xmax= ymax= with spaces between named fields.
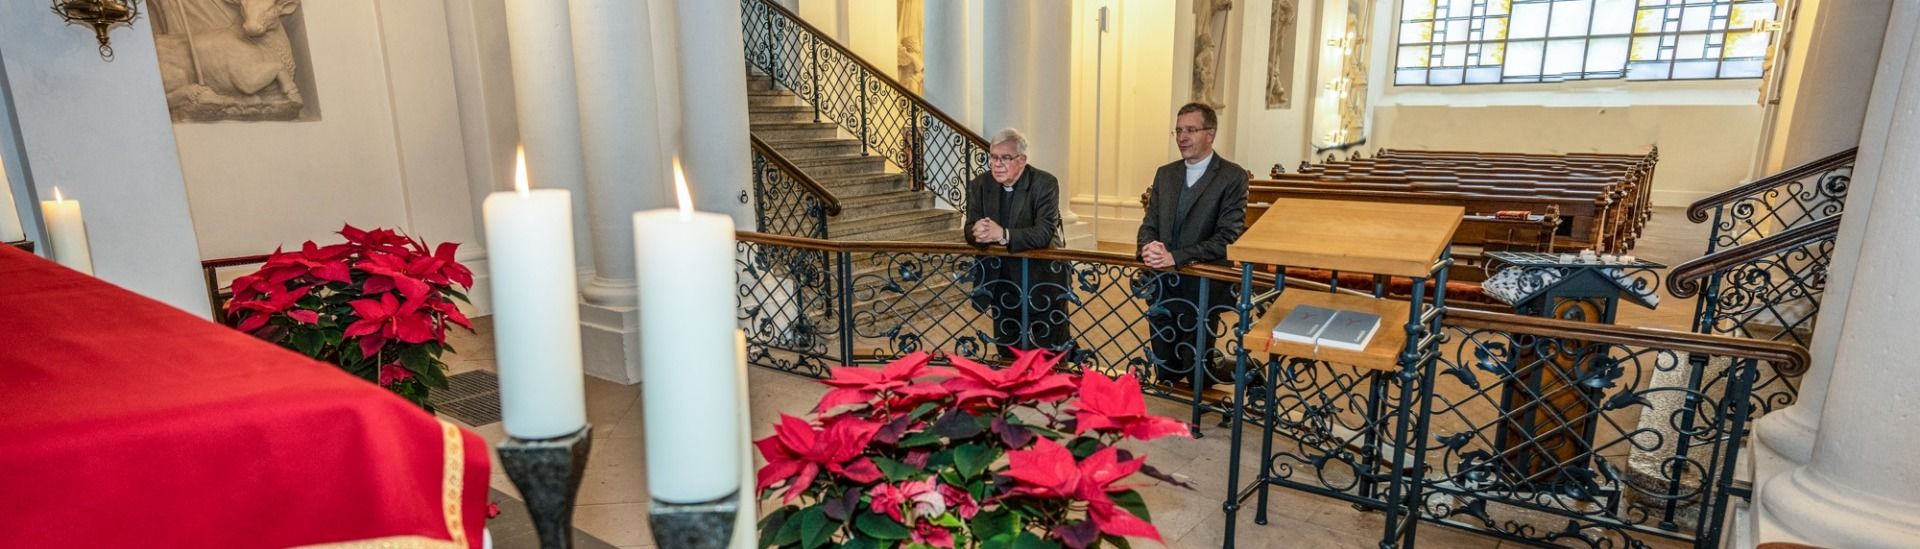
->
xmin=0 ymin=245 xmax=488 ymax=548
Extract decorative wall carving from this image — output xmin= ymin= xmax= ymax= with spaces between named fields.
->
xmin=897 ymin=0 xmax=924 ymax=93
xmin=150 ymin=0 xmax=318 ymax=122
xmin=1191 ymin=0 xmax=1232 ymax=110
xmin=1265 ymin=0 xmax=1297 ymax=109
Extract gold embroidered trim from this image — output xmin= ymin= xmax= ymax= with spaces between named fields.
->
xmin=293 ymin=420 xmax=470 ymax=549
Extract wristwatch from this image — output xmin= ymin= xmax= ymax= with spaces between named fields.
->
xmin=999 ymin=228 xmax=1010 ymax=246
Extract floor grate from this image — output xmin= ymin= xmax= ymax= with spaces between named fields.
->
xmin=433 ymin=371 xmax=502 ymax=426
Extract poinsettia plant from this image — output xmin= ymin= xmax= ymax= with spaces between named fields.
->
xmin=225 ymin=225 xmax=474 ymax=410
xmin=756 ymin=349 xmax=1194 ymax=548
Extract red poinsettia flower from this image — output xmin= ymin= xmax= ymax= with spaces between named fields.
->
xmin=936 ymin=483 xmax=979 ymax=519
xmin=754 ymin=415 xmax=885 ymax=503
xmin=869 ymin=478 xmax=942 ymax=523
xmin=912 ymin=521 xmax=955 ymax=548
xmin=1072 ymin=372 xmax=1192 ymax=441
xmin=942 ymin=348 xmax=1077 ymax=409
xmin=1002 ymin=438 xmax=1163 ymax=543
xmin=378 ymin=363 xmax=413 ymax=387
xmin=817 ymin=352 xmax=950 ymax=414
xmin=343 ymin=293 xmax=435 ymax=359
xmin=229 ymin=284 xmax=314 ymax=332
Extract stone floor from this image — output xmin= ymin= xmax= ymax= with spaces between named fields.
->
xmin=443 ymin=207 xmax=1713 ymax=548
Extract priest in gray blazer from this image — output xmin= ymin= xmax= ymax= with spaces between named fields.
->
xmin=964 ymin=128 xmax=1069 ymax=360
xmin=1137 ymin=103 xmax=1249 ymax=389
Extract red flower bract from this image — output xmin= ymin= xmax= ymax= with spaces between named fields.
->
xmin=1002 ymin=438 xmax=1164 ymax=543
xmin=1072 ymin=372 xmax=1193 ymax=441
xmin=941 ymin=348 xmax=1077 ymax=409
xmin=755 ymin=414 xmax=884 ymax=504
xmin=816 ymin=351 xmax=950 ymax=414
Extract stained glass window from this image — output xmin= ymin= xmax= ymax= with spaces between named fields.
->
xmin=1394 ymin=0 xmax=1778 ymax=85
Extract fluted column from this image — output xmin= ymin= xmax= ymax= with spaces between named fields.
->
xmin=1752 ymin=0 xmax=1898 ymax=465
xmin=1755 ymin=5 xmax=1920 ymax=545
xmin=923 ymin=0 xmax=971 ymax=122
xmin=674 ymin=0 xmax=754 ymax=226
xmin=569 ymin=0 xmax=668 ymax=383
xmin=503 ymin=0 xmax=593 ymax=275
xmin=984 ymin=0 xmax=1090 ymax=248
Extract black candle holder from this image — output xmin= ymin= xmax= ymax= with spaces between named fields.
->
xmin=498 ymin=425 xmax=593 ymax=549
xmin=649 ymin=493 xmax=740 ymax=549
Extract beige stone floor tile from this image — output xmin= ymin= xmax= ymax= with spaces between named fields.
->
xmin=570 ymin=502 xmax=653 ymax=546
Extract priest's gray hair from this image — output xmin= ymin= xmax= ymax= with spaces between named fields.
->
xmin=990 ymin=128 xmax=1028 ymax=155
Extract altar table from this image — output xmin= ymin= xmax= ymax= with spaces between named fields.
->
xmin=0 ymin=245 xmax=489 ymax=548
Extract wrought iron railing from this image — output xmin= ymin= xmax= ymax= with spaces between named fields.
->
xmin=740 ymin=0 xmax=985 ymax=210
xmin=750 ymin=135 xmax=839 ymax=239
xmin=733 ymin=231 xmax=1807 ymax=549
xmin=1687 ymin=148 xmax=1854 ymax=254
xmin=1668 ymin=215 xmax=1835 ymax=415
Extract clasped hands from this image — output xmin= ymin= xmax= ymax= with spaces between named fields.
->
xmin=1140 ymin=241 xmax=1176 ymax=270
xmin=971 ymin=218 xmax=1009 ymax=245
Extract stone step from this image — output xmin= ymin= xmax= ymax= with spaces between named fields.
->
xmin=746 ymin=73 xmax=777 ymax=92
xmin=748 ymin=91 xmax=798 ymax=108
xmin=761 ymin=137 xmax=863 ymax=160
xmin=751 ymin=121 xmax=839 ymax=141
xmin=748 ymin=104 xmax=817 ymax=124
xmin=792 ymin=153 xmax=889 ymax=179
xmin=831 ymin=210 xmax=960 ymax=241
xmin=817 ymin=173 xmax=910 ymax=196
xmin=837 ymin=190 xmax=934 ymax=216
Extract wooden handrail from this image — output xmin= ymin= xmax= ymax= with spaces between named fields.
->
xmin=751 ymin=0 xmax=987 ymax=151
xmin=1667 ymin=215 xmax=1840 ymax=300
xmin=737 ymin=231 xmax=1808 ymax=374
xmin=1449 ymin=308 xmax=1810 ymax=375
xmin=201 ymin=253 xmax=273 ymax=269
xmin=750 ymin=134 xmax=843 ymax=216
xmin=1687 ymin=147 xmax=1857 ymax=224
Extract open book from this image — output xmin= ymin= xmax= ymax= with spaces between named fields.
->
xmin=1270 ymin=305 xmax=1382 ymax=352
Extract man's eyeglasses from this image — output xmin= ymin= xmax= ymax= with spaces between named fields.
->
xmin=989 ymin=154 xmax=1026 ymax=164
xmin=1172 ymin=127 xmax=1215 ymax=137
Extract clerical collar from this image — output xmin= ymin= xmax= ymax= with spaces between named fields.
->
xmin=1186 ymin=152 xmax=1214 ymax=168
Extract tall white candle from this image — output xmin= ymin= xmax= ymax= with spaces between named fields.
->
xmin=40 ymin=187 xmax=92 ymax=274
xmin=730 ymin=329 xmax=756 ymax=549
xmin=483 ymin=148 xmax=587 ymax=439
xmin=635 ymin=160 xmax=742 ymax=503
xmin=0 ymin=175 xmax=23 ymax=242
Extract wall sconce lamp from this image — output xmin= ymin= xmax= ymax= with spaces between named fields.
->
xmin=51 ymin=0 xmax=143 ymax=61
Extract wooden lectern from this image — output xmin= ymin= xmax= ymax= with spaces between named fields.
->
xmin=1221 ymin=198 xmax=1462 ymax=549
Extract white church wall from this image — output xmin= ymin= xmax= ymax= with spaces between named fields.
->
xmin=0 ymin=4 xmax=210 ymax=316
xmin=1228 ymin=0 xmax=1318 ymax=182
xmin=795 ymin=0 xmax=900 ymax=77
xmin=1068 ymin=0 xmax=1181 ymax=245
xmin=173 ymin=0 xmax=479 ymax=268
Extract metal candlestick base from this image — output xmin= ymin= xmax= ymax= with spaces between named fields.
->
xmin=498 ymin=425 xmax=593 ymax=549
xmin=649 ymin=493 xmax=741 ymax=549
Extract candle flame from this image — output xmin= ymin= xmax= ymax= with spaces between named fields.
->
xmin=672 ymin=158 xmax=693 ymax=221
xmin=53 ymin=186 xmax=64 ymax=203
xmin=513 ymin=146 xmax=530 ymax=196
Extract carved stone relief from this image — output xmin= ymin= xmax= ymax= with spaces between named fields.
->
xmin=150 ymin=0 xmax=319 ymax=122
xmin=1265 ymin=0 xmax=1298 ymax=109
xmin=1192 ymin=0 xmax=1233 ymax=110
xmin=897 ymin=0 xmax=925 ymax=93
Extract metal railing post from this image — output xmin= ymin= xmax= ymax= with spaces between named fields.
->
xmin=858 ymin=76 xmax=870 ymax=156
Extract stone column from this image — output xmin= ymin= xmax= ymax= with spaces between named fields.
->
xmin=675 ymin=0 xmax=754 ymax=226
xmin=503 ymin=0 xmax=593 ymax=275
xmin=1754 ymin=5 xmax=1920 ymax=545
xmin=569 ymin=0 xmax=669 ymax=383
xmin=1752 ymin=0 xmax=1899 ymax=466
xmin=923 ymin=0 xmax=971 ymax=121
xmin=984 ymin=0 xmax=1091 ymax=248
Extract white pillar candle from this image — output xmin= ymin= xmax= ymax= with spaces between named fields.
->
xmin=635 ymin=160 xmax=742 ymax=503
xmin=0 ymin=179 xmax=23 ymax=242
xmin=39 ymin=187 xmax=92 ymax=274
xmin=483 ymin=148 xmax=587 ymax=440
xmin=730 ymin=329 xmax=756 ymax=549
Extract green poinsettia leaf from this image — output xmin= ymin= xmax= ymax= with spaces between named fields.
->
xmin=1110 ymin=489 xmax=1150 ymax=521
xmin=853 ymin=512 xmax=912 ymax=540
xmin=929 ymin=513 xmax=963 ymax=528
xmin=874 ymin=457 xmax=919 ymax=482
xmin=898 ymin=431 xmax=942 ymax=448
xmin=953 ymin=444 xmax=998 ymax=480
xmin=1066 ymin=437 xmax=1101 ymax=459
xmin=772 ymin=505 xmax=808 ymax=546
xmin=759 ymin=507 xmax=794 ymax=548
xmin=838 ymin=537 xmax=884 ymax=549
xmin=1100 ymin=534 xmax=1134 ymax=549
xmin=799 ymin=505 xmax=834 ymax=549
xmin=1012 ymin=531 xmax=1060 ymax=549
xmin=908 ymin=401 xmax=942 ymax=420
xmin=969 ymin=508 xmax=1018 ymax=542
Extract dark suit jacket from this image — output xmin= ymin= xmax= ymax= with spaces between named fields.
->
xmin=1136 ymin=154 xmax=1250 ymax=267
xmin=963 ymin=167 xmax=1063 ymax=253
